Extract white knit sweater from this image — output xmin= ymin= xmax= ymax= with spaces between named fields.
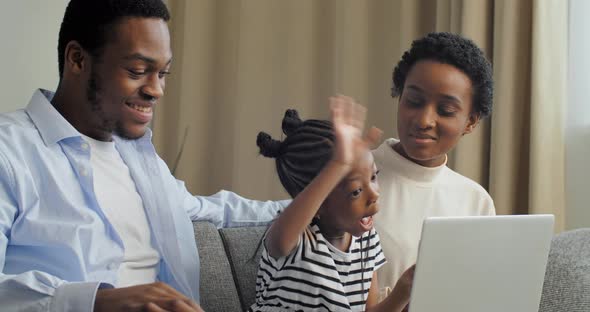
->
xmin=372 ymin=138 xmax=495 ymax=291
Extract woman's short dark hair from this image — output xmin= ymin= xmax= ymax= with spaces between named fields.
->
xmin=392 ymin=32 xmax=494 ymax=117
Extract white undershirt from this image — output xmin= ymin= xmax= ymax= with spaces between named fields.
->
xmin=82 ymin=134 xmax=160 ymax=287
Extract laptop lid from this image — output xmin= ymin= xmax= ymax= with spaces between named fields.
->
xmin=408 ymin=214 xmax=554 ymax=312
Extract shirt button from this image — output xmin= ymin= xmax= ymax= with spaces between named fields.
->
xmin=80 ymin=168 xmax=88 ymax=176
xmin=107 ymin=263 xmax=117 ymax=270
xmin=81 ymin=142 xmax=89 ymax=150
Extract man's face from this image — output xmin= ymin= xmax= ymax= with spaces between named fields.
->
xmin=86 ymin=17 xmax=172 ymax=140
xmin=395 ymin=60 xmax=478 ymax=167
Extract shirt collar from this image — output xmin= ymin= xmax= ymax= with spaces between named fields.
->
xmin=25 ymin=89 xmax=81 ymax=146
xmin=113 ymin=127 xmax=153 ymax=146
xmin=26 ymin=89 xmax=154 ymax=146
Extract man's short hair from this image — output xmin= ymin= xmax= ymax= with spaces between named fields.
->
xmin=57 ymin=0 xmax=170 ymax=79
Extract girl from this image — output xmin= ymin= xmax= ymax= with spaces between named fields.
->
xmin=250 ymin=96 xmax=414 ymax=312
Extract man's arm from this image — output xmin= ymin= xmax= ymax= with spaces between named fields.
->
xmin=156 ymin=156 xmax=290 ymax=228
xmin=0 ymin=152 xmax=202 ymax=312
xmin=0 ymin=277 xmax=104 ymax=312
xmin=0 ymin=151 xmax=105 ymax=312
xmin=179 ymin=180 xmax=290 ymax=228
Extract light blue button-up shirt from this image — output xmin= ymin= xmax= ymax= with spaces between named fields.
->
xmin=0 ymin=89 xmax=286 ymax=311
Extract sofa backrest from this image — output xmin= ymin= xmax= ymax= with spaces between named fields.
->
xmin=194 ymin=221 xmax=267 ymax=312
xmin=193 ymin=221 xmax=242 ymax=312
xmin=219 ymin=225 xmax=268 ymax=311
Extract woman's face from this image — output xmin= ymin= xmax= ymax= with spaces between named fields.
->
xmin=395 ymin=60 xmax=480 ymax=167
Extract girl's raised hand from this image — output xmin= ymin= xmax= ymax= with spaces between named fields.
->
xmin=330 ymin=95 xmax=382 ymax=168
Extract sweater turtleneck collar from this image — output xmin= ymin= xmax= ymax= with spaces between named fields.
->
xmin=377 ymin=138 xmax=447 ymax=184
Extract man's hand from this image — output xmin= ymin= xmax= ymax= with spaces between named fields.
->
xmin=94 ymin=282 xmax=204 ymax=312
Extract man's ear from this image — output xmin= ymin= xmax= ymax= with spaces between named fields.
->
xmin=63 ymin=41 xmax=88 ymax=75
xmin=463 ymin=112 xmax=481 ymax=135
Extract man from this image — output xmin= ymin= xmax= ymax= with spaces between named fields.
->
xmin=0 ymin=1 xmax=285 ymax=311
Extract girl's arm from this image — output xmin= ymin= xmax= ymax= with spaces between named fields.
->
xmin=265 ymin=159 xmax=350 ymax=258
xmin=265 ymin=96 xmax=381 ymax=258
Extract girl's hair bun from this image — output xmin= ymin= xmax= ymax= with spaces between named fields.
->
xmin=256 ymin=131 xmax=282 ymax=158
xmin=282 ymin=109 xmax=303 ymax=136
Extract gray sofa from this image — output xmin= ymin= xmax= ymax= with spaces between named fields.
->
xmin=194 ymin=221 xmax=267 ymax=312
xmin=539 ymin=228 xmax=590 ymax=311
xmin=193 ymin=221 xmax=590 ymax=312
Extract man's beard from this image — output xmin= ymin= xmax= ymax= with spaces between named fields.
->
xmin=86 ymin=67 xmax=136 ymax=139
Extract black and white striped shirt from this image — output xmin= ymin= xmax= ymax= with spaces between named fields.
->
xmin=249 ymin=224 xmax=386 ymax=312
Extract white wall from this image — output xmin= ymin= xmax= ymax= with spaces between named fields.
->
xmin=0 ymin=1 xmax=69 ymax=112
xmin=566 ymin=0 xmax=590 ymax=230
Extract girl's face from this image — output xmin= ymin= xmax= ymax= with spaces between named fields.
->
xmin=396 ymin=60 xmax=479 ymax=167
xmin=320 ymin=151 xmax=380 ymax=238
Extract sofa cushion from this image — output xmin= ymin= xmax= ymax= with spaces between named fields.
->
xmin=220 ymin=225 xmax=268 ymax=311
xmin=539 ymin=228 xmax=590 ymax=312
xmin=193 ymin=221 xmax=242 ymax=312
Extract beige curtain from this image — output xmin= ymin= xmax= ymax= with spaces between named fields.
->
xmin=154 ymin=0 xmax=567 ymax=232
xmin=488 ymin=0 xmax=567 ymax=232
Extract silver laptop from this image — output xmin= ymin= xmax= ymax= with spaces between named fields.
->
xmin=409 ymin=215 xmax=554 ymax=312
